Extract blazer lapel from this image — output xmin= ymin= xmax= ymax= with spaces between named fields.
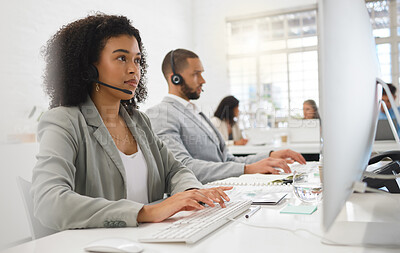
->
xmin=80 ymin=97 xmax=127 ymax=192
xmin=163 ymin=97 xmax=221 ymax=147
xmin=199 ymin=112 xmax=227 ymax=152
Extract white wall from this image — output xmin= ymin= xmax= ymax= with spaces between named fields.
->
xmin=191 ymin=0 xmax=317 ymax=118
xmin=0 ymin=0 xmax=194 ymax=143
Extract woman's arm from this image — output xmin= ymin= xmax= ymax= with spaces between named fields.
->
xmin=31 ymin=109 xmax=143 ymax=231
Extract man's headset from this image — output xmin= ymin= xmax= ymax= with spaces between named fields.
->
xmin=170 ymin=50 xmax=183 ymax=85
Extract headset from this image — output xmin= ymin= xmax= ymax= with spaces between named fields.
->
xmin=86 ymin=65 xmax=132 ymax=95
xmin=170 ymin=50 xmax=183 ymax=85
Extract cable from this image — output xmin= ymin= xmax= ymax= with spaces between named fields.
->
xmin=228 ymin=217 xmax=400 ymax=248
xmin=363 ymin=171 xmax=400 ymax=180
xmin=227 ymin=217 xmax=325 ymax=239
xmin=353 ymin=181 xmax=392 ymax=194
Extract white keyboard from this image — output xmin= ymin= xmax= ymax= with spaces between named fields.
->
xmin=139 ymin=200 xmax=252 ymax=244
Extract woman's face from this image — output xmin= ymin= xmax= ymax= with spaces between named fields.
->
xmin=233 ymin=106 xmax=239 ymax=118
xmin=94 ymin=35 xmax=141 ymax=100
xmin=303 ymin=103 xmax=315 ymax=119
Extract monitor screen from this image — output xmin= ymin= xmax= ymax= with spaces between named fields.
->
xmin=319 ymin=0 xmax=381 ymax=231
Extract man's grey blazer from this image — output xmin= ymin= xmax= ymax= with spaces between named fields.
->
xmin=146 ymin=96 xmax=268 ymax=184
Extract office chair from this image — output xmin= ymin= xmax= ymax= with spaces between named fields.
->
xmin=16 ymin=177 xmax=57 ymax=240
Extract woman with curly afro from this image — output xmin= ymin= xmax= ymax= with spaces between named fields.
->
xmin=31 ymin=13 xmax=231 ymax=231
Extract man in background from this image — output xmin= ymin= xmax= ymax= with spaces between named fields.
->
xmin=146 ymin=49 xmax=306 ymax=184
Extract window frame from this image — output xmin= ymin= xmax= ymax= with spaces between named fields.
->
xmin=226 ymin=4 xmax=318 ymax=127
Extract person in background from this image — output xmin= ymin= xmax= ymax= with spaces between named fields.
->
xmin=303 ymin=99 xmax=320 ymax=119
xmin=379 ymin=83 xmax=400 ymax=119
xmin=31 ymin=14 xmax=231 ymax=231
xmin=379 ymin=83 xmax=400 ymax=135
xmin=211 ymin=96 xmax=248 ymax=146
xmin=146 ymin=48 xmax=306 ymax=184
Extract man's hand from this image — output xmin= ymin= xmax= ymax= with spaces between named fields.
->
xmin=244 ymin=157 xmax=291 ymax=174
xmin=234 ymin=138 xmax=248 ymax=145
xmin=270 ymin=149 xmax=306 ymax=164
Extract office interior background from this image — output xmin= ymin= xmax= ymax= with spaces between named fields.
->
xmin=0 ymin=0 xmax=398 ymax=248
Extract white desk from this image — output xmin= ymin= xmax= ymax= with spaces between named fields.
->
xmin=3 ymin=193 xmax=399 ymax=253
xmin=229 ymin=141 xmax=400 ymax=156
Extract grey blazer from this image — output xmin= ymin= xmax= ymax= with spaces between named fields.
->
xmin=31 ymin=97 xmax=202 ymax=231
xmin=146 ymin=97 xmax=268 ymax=184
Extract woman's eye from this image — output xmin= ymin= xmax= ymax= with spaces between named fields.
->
xmin=134 ymin=58 xmax=141 ymax=64
xmin=117 ymin=55 xmax=126 ymax=61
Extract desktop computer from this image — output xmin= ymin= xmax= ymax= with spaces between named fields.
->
xmin=319 ymin=0 xmax=400 ymax=246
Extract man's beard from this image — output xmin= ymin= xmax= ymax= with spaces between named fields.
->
xmin=181 ymin=80 xmax=200 ymax=100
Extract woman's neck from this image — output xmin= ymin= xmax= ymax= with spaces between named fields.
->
xmin=90 ymin=93 xmax=121 ymax=124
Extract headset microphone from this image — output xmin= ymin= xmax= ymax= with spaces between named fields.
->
xmin=94 ymin=79 xmax=132 ymax=95
xmin=87 ymin=65 xmax=133 ymax=95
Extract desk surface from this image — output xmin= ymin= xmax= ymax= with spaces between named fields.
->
xmin=4 ymin=193 xmax=399 ymax=253
xmin=229 ymin=140 xmax=400 ymax=155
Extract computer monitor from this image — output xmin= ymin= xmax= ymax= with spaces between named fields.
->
xmin=319 ymin=0 xmax=381 ymax=232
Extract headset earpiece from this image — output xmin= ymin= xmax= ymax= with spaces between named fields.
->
xmin=84 ymin=64 xmax=133 ymax=95
xmin=170 ymin=50 xmax=183 ymax=85
xmin=171 ymin=73 xmax=183 ymax=85
xmin=88 ymin=64 xmax=99 ymax=80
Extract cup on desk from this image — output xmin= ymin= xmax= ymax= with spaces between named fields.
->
xmin=281 ymin=134 xmax=288 ymax=144
xmin=292 ymin=167 xmax=323 ymax=204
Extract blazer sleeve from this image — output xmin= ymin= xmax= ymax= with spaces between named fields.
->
xmin=147 ymin=106 xmax=246 ymax=184
xmin=226 ymin=151 xmax=268 ymax=164
xmin=31 ymin=110 xmax=143 ymax=231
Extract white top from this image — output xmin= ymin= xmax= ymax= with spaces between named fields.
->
xmin=166 ymin=94 xmax=220 ymax=142
xmin=210 ymin=116 xmax=243 ymax=146
xmin=118 ymin=145 xmax=149 ymax=204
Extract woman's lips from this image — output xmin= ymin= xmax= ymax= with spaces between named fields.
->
xmin=124 ymin=79 xmax=138 ymax=87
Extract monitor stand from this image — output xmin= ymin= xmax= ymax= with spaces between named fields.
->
xmin=322 ymin=193 xmax=400 ymax=247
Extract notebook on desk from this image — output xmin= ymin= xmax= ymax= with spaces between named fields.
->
xmin=207 ymin=174 xmax=291 ymax=205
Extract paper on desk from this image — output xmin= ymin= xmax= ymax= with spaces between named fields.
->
xmin=222 ymin=186 xmax=289 ymax=205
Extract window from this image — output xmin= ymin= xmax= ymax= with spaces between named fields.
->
xmin=366 ymin=0 xmax=400 ymax=87
xmin=226 ymin=6 xmax=318 ymax=128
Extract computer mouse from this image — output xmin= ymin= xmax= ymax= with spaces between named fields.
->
xmin=84 ymin=238 xmax=144 ymax=253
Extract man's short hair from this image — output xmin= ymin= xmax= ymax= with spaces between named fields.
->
xmin=383 ymin=83 xmax=397 ymax=96
xmin=161 ymin=49 xmax=199 ymax=81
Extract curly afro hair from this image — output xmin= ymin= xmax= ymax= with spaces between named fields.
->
xmin=42 ymin=13 xmax=148 ymax=114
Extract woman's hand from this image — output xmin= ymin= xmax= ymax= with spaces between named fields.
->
xmin=234 ymin=138 xmax=248 ymax=145
xmin=137 ymin=187 xmax=233 ymax=223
